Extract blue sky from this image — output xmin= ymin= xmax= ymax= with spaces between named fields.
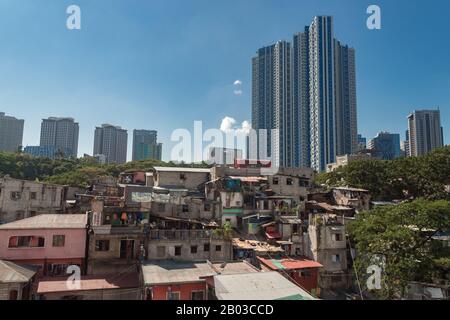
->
xmin=0 ymin=0 xmax=449 ymax=161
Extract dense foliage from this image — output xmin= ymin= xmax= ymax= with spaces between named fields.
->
xmin=0 ymin=151 xmax=209 ymax=187
xmin=348 ymin=199 xmax=450 ymax=299
xmin=316 ymin=146 xmax=450 ymax=201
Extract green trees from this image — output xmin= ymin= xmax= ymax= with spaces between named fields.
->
xmin=0 ymin=151 xmax=211 ymax=187
xmin=316 ymin=146 xmax=450 ymax=201
xmin=348 ymin=199 xmax=450 ymax=299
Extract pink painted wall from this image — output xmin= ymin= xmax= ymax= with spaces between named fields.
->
xmin=0 ymin=228 xmax=86 ymax=261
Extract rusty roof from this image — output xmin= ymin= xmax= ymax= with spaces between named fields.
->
xmin=257 ymin=256 xmax=323 ymax=270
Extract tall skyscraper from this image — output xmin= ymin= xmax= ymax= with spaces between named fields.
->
xmin=132 ymin=129 xmax=162 ymax=161
xmin=0 ymin=112 xmax=24 ymax=153
xmin=39 ymin=117 xmax=79 ymax=158
xmin=252 ymin=41 xmax=293 ymax=168
xmin=93 ymin=124 xmax=128 ymax=164
xmin=309 ymin=16 xmax=336 ymax=172
xmin=368 ymin=132 xmax=401 ymax=160
xmin=293 ymin=28 xmax=311 ymax=167
xmin=334 ymin=40 xmax=358 ymax=156
xmin=251 ymin=16 xmax=357 ymax=172
xmin=407 ymin=109 xmax=444 ymax=157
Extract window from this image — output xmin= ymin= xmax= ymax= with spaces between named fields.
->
xmin=15 ymin=211 xmax=24 ymax=220
xmin=95 ymin=240 xmax=110 ymax=251
xmin=167 ymin=292 xmax=180 ymax=300
xmin=272 ymin=177 xmax=279 ymax=185
xmin=180 ymin=173 xmax=186 ymax=180
xmin=174 ymin=246 xmax=182 ymax=256
xmin=203 ymin=243 xmax=210 ymax=252
xmin=30 ymin=192 xmax=37 ymax=200
xmin=191 ymin=246 xmax=197 ymax=254
xmin=158 ymin=203 xmax=166 ymax=212
xmin=182 ymin=205 xmax=189 ymax=213
xmin=157 ymin=246 xmax=166 ymax=258
xmin=204 ymin=203 xmax=211 ymax=211
xmin=334 ymin=233 xmax=342 ymax=241
xmin=191 ymin=291 xmax=204 ymax=300
xmin=215 ymin=245 xmax=222 ymax=252
xmin=299 ymin=179 xmax=309 ymax=187
xmin=52 ymin=235 xmax=65 ymax=247
xmin=287 ymin=178 xmax=294 ymax=185
xmin=8 ymin=236 xmax=45 ymax=248
xmin=331 ymin=254 xmax=341 ymax=263
xmin=300 ymin=270 xmax=311 ymax=277
xmin=10 ymin=191 xmax=21 ymax=200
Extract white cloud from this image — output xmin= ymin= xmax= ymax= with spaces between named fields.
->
xmin=233 ymin=89 xmax=243 ymax=96
xmin=233 ymin=80 xmax=242 ymax=86
xmin=220 ymin=117 xmax=251 ymax=135
xmin=220 ymin=116 xmax=236 ymax=133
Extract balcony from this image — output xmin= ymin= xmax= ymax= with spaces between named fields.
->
xmin=148 ymin=229 xmax=223 ymax=240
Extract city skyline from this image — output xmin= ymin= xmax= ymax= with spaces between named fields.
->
xmin=0 ymin=1 xmax=449 ymax=161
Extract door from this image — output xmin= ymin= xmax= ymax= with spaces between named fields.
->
xmin=9 ymin=290 xmax=18 ymax=300
xmin=120 ymin=240 xmax=135 ymax=260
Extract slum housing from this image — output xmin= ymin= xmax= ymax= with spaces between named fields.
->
xmin=0 ymin=162 xmax=374 ymax=300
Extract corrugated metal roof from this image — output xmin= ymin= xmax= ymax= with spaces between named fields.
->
xmin=0 ymin=260 xmax=37 ymax=283
xmin=142 ymin=260 xmax=216 ymax=285
xmin=37 ymin=273 xmax=139 ymax=293
xmin=214 ymin=271 xmax=317 ymax=300
xmin=0 ymin=214 xmax=87 ymax=230
xmin=212 ymin=262 xmax=259 ymax=275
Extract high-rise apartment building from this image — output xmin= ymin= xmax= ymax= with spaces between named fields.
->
xmin=334 ymin=40 xmax=358 ymax=157
xmin=39 ymin=117 xmax=79 ymax=158
xmin=251 ymin=16 xmax=357 ymax=172
xmin=252 ymin=41 xmax=293 ymax=168
xmin=368 ymin=132 xmax=401 ymax=160
xmin=132 ymin=129 xmax=162 ymax=161
xmin=293 ymin=28 xmax=311 ymax=167
xmin=407 ymin=109 xmax=444 ymax=157
xmin=93 ymin=124 xmax=128 ymax=164
xmin=309 ymin=16 xmax=336 ymax=172
xmin=0 ymin=112 xmax=24 ymax=153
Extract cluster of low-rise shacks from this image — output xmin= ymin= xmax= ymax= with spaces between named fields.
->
xmin=0 ymin=161 xmax=374 ymax=300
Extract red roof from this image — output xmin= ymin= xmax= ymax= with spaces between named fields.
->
xmin=257 ymin=256 xmax=323 ymax=270
xmin=265 ymin=231 xmax=282 ymax=239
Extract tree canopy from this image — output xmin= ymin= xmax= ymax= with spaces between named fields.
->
xmin=348 ymin=199 xmax=450 ymax=299
xmin=316 ymin=146 xmax=450 ymax=201
xmin=0 ymin=151 xmax=209 ymax=187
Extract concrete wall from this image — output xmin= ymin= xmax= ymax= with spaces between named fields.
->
xmin=147 ymin=239 xmax=232 ymax=262
xmin=40 ymin=288 xmax=141 ymax=300
xmin=0 ymin=228 xmax=86 ymax=262
xmin=0 ymin=177 xmax=65 ymax=223
xmin=154 ymin=171 xmax=210 ymax=190
xmin=148 ymin=282 xmax=206 ymax=300
xmin=87 ymin=233 xmax=142 ymax=275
